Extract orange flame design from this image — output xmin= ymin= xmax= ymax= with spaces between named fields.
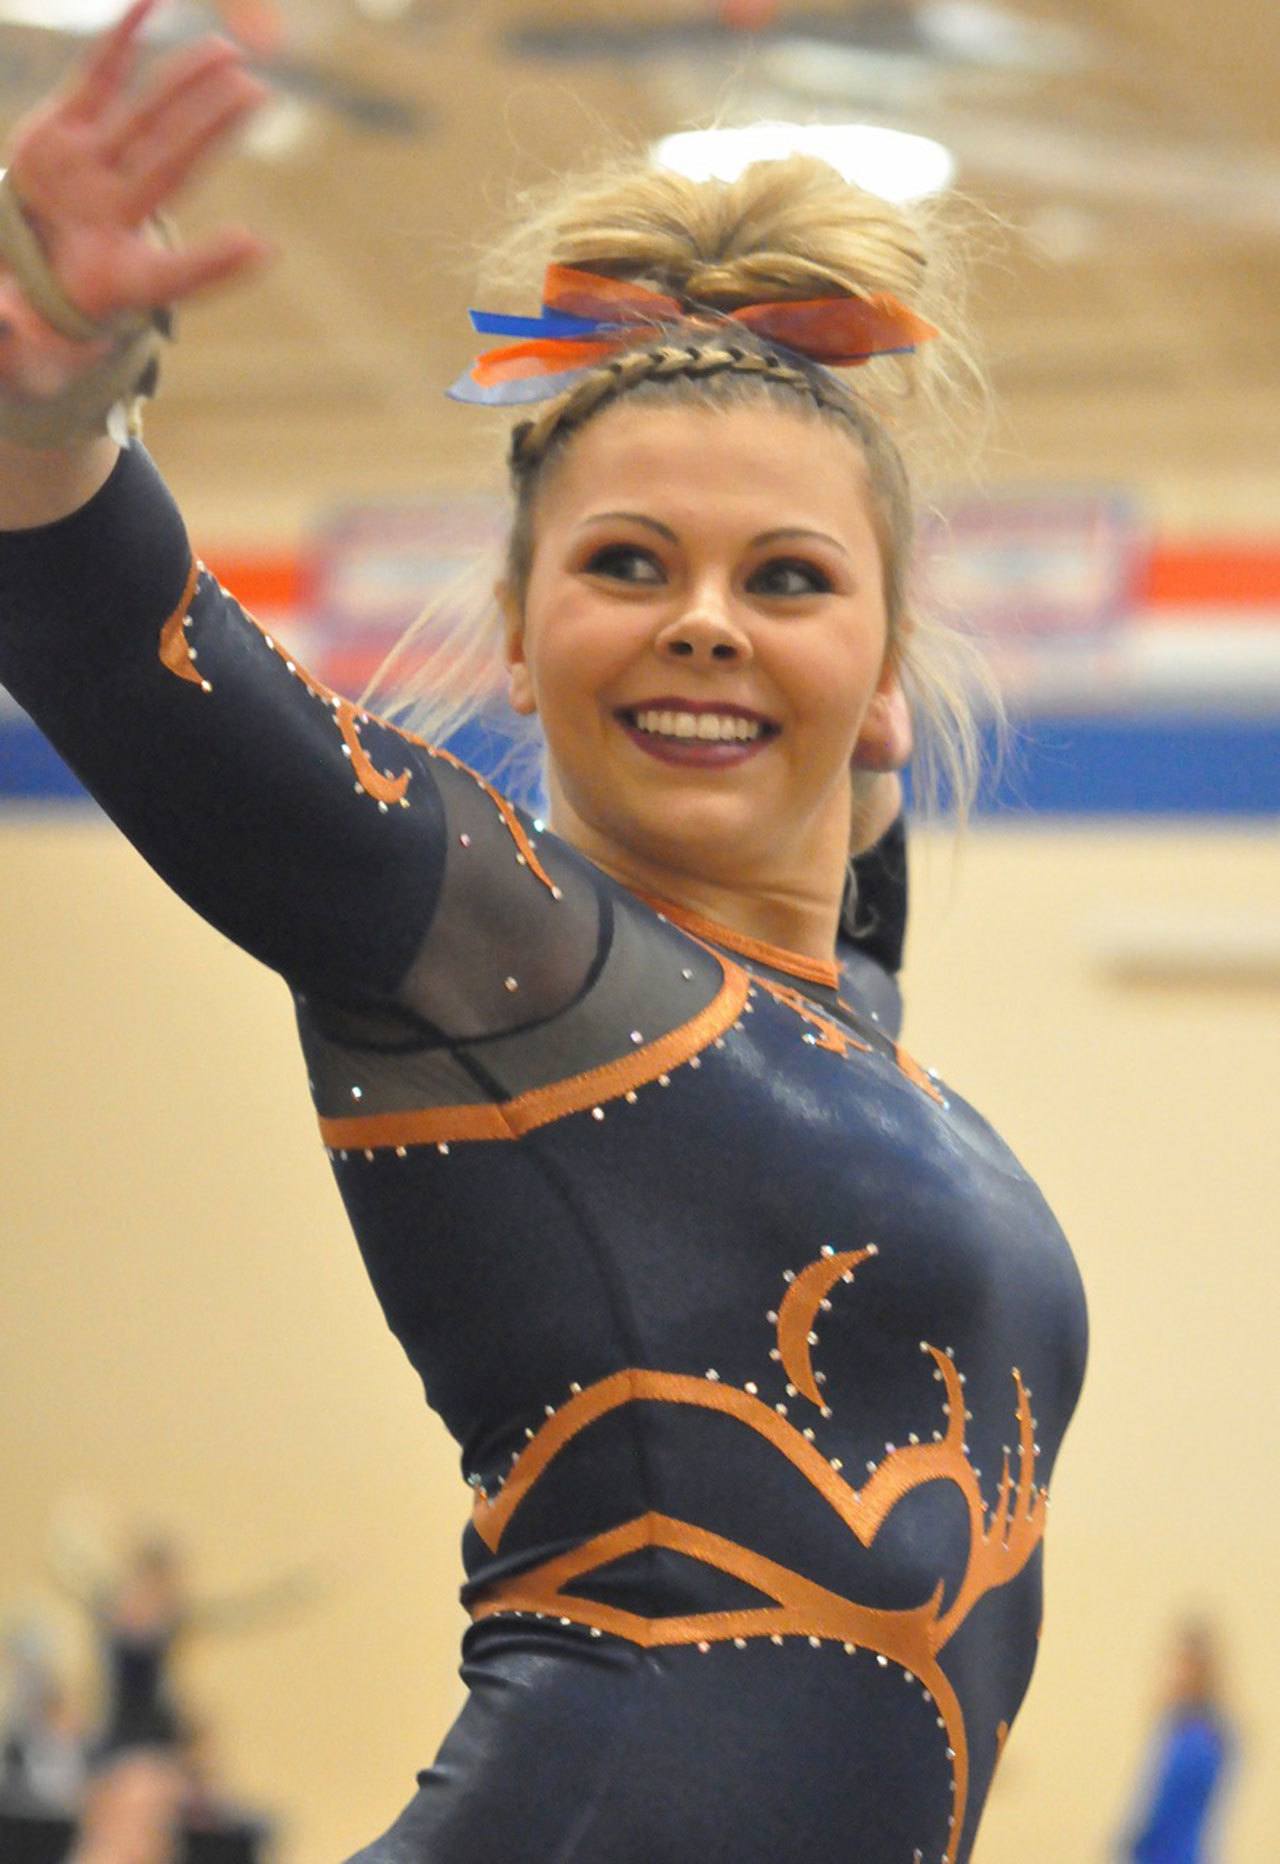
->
xmin=469 ymin=1252 xmax=1048 ymax=1859
xmin=751 ymin=974 xmax=872 ymax=1058
xmin=158 ymin=569 xmax=559 ymax=891
xmin=777 ymin=1246 xmax=875 ymax=1404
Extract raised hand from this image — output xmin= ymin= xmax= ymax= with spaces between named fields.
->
xmin=3 ymin=0 xmax=272 ymax=337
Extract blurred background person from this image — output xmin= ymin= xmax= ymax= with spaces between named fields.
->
xmin=0 ymin=1613 xmax=87 ymax=1813
xmin=50 ymin=1514 xmax=318 ymax=1773
xmin=1118 ymin=1619 xmax=1236 ymax=1864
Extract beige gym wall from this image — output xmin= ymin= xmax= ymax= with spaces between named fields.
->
xmin=2 ymin=812 xmax=1276 ymax=1861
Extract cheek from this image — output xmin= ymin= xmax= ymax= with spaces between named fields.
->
xmin=787 ymin=628 xmax=886 ymax=739
xmin=526 ymin=592 xmax=644 ymax=712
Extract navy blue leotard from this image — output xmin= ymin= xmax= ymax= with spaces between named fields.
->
xmin=88 ymin=1602 xmax=188 ymax=1765
xmin=0 ymin=446 xmax=1087 ymax=1864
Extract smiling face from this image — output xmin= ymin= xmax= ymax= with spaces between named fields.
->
xmin=502 ymin=398 xmax=900 ymax=932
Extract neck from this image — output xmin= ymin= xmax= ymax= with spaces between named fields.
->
xmin=552 ymin=829 xmax=846 ymax=964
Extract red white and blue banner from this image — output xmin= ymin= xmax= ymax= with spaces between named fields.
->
xmin=4 ymin=488 xmax=1278 ymax=813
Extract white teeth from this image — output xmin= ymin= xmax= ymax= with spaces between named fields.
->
xmin=631 ymin=708 xmax=764 ymax=742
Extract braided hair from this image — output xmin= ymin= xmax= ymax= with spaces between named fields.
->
xmin=509 ymin=337 xmax=839 ymax=473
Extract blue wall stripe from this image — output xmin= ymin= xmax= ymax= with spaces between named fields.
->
xmin=2 ymin=712 xmax=1277 ymax=815
xmin=1 ymin=721 xmax=99 ymax=802
xmin=961 ymin=715 xmax=1279 ymax=816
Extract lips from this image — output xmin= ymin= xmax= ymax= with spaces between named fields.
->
xmin=614 ymin=697 xmax=780 ymax=767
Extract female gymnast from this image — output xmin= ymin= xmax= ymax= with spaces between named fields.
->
xmin=47 ymin=1517 xmax=315 ymax=1767
xmin=0 ymin=5 xmax=1088 ymax=1858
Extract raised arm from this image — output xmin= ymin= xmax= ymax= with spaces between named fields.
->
xmin=0 ymin=8 xmax=487 ymax=1001
xmin=46 ymin=1505 xmax=115 ymax=1612
xmin=0 ymin=0 xmax=271 ymax=526
xmin=186 ymin=1563 xmax=323 ymax=1635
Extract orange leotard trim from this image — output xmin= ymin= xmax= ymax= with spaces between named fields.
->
xmin=319 ymin=955 xmax=750 ymax=1150
xmin=630 ymin=890 xmax=841 ymax=989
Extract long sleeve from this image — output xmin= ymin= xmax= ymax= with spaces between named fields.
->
xmin=0 ymin=445 xmax=468 ymax=998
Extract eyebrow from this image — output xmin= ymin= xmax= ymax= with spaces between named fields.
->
xmin=576 ymin=512 xmax=851 ymax=560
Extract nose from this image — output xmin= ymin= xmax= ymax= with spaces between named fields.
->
xmin=655 ymin=594 xmax=752 ymax=665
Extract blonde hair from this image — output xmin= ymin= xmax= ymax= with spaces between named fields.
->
xmin=365 ymin=153 xmax=1003 ymax=821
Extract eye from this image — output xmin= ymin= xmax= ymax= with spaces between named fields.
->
xmin=748 ymin=557 xmax=833 ymax=597
xmin=583 ymin=543 xmax=665 ymax=584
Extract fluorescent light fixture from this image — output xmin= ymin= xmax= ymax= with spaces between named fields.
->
xmin=653 ymin=124 xmax=955 ymax=202
xmin=0 ymin=0 xmax=207 ymax=28
xmin=0 ymin=0 xmax=133 ymax=26
xmin=242 ymin=93 xmax=311 ymax=161
xmin=922 ymin=0 xmax=1089 ymax=70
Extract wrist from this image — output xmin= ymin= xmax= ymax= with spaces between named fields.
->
xmin=0 ymin=171 xmax=170 ymax=450
xmin=0 ymin=433 xmax=119 ymax=528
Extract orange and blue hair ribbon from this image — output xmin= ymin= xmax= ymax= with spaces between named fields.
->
xmin=447 ymin=265 xmax=938 ymax=406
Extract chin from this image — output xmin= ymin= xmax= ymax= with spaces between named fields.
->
xmin=609 ymin=797 xmax=772 ymax=878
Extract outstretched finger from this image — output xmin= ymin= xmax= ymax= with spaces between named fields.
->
xmin=63 ymin=0 xmax=160 ymax=124
xmin=99 ymin=35 xmax=247 ymax=165
xmin=133 ymin=225 xmax=274 ymax=305
xmin=118 ymin=68 xmax=270 ymax=223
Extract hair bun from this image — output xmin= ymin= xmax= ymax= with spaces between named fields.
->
xmin=480 ymin=148 xmax=981 ymax=451
xmin=681 ymin=262 xmax=755 ymax=308
xmin=488 ymin=152 xmax=938 ymax=345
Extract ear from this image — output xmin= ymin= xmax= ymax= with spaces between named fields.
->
xmin=851 ymin=651 xmax=912 ymax=773
xmin=497 ymin=579 xmax=538 ymax=718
